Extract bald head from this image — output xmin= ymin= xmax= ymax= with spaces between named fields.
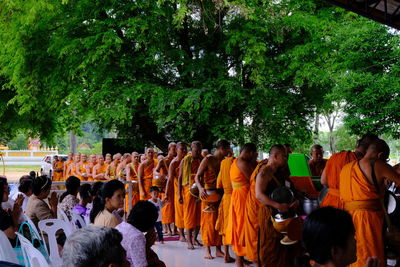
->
xmin=240 ymin=143 xmax=257 ymax=154
xmin=311 ymin=144 xmax=324 ymax=161
xmin=269 ymin=144 xmax=286 ymax=156
xmin=356 ymin=133 xmax=379 ymax=153
xmin=367 ymin=139 xmax=390 ymax=161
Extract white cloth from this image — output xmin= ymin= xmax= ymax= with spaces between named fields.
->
xmin=116 ymin=221 xmax=147 ymax=267
xmin=148 ymin=198 xmax=163 ymax=222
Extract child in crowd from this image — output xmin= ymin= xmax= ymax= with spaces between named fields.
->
xmin=148 ymin=186 xmax=164 ymax=244
xmin=73 ymin=184 xmax=93 ymax=223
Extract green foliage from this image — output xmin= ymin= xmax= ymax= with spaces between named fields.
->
xmin=0 ymin=0 xmax=399 ymax=151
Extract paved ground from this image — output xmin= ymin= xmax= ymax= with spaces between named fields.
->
xmin=3 ymin=166 xmax=40 ymax=181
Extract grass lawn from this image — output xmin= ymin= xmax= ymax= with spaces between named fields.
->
xmin=2 ymin=165 xmax=40 ymax=181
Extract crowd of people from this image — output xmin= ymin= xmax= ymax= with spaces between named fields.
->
xmin=1 ymin=134 xmax=399 ymax=267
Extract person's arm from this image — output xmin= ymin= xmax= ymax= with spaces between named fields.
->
xmin=93 ymin=165 xmax=104 ymax=180
xmin=164 ymin=160 xmax=176 ymax=202
xmin=153 ymin=160 xmax=165 ymax=179
xmin=128 ymin=233 xmax=148 ymax=267
xmin=320 ymin=168 xmax=328 ymax=187
xmin=36 ymin=194 xmax=58 ymax=221
xmin=76 ymin=163 xmax=84 ymax=177
xmin=236 ymin=157 xmax=254 ymax=181
xmin=255 ymin=167 xmax=289 ymax=213
xmin=195 ymin=157 xmax=208 ymax=200
xmin=138 ymin=162 xmax=146 ymax=199
xmin=377 ymin=161 xmax=400 ymax=185
xmin=177 ymin=160 xmax=185 ymax=203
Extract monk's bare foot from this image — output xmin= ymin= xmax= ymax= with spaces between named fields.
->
xmin=193 ymin=239 xmax=203 ymax=246
xmin=172 ymin=231 xmax=178 ymax=236
xmin=187 ymin=243 xmax=195 ymax=250
xmin=204 ymin=247 xmax=214 ymax=259
xmin=179 ymin=236 xmax=187 ymax=242
xmin=225 ymin=256 xmax=235 ymax=263
xmin=216 ymin=248 xmax=225 ymax=258
xmin=236 ymin=256 xmax=252 ymax=267
xmin=166 ymin=231 xmax=172 ymax=236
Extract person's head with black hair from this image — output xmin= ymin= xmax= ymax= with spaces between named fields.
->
xmin=299 ymin=207 xmax=356 ymax=267
xmin=60 ymin=176 xmax=81 ymax=203
xmin=79 ymin=184 xmax=93 ymax=207
xmin=127 ymin=201 xmax=158 ymax=232
xmin=32 ymin=175 xmax=52 ymax=199
xmin=18 ymin=175 xmax=33 ymax=196
xmin=29 ymin=171 xmax=37 ymax=179
xmin=91 ymin=181 xmax=103 ymax=199
xmin=90 ymin=180 xmax=125 ymax=223
xmin=149 ymin=186 xmax=160 ymax=201
xmin=0 ymin=176 xmax=8 ymax=204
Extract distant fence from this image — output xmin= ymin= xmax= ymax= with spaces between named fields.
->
xmin=0 ymin=150 xmax=58 ymax=165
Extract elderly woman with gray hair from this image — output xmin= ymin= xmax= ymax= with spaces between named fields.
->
xmin=62 ymin=226 xmax=129 ymax=267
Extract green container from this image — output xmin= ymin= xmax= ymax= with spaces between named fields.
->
xmin=288 ymin=153 xmax=311 ymax=177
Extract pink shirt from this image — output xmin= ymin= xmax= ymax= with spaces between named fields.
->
xmin=116 ymin=221 xmax=147 ymax=267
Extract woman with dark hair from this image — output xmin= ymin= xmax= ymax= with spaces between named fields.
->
xmin=25 ymin=175 xmax=58 ymax=228
xmin=299 ymin=207 xmax=379 ymax=267
xmin=116 ymin=201 xmax=165 ymax=267
xmin=90 ymin=180 xmax=125 ymax=227
xmin=73 ymin=184 xmax=93 ymax=218
xmin=0 ymin=177 xmax=23 ymax=246
xmin=59 ymin=176 xmax=80 ymax=219
xmin=91 ymin=181 xmax=104 ymax=199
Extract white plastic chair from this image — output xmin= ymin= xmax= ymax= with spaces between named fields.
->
xmin=57 ymin=207 xmax=75 ymax=232
xmin=15 ymin=232 xmax=49 ymax=267
xmin=38 ymin=219 xmax=72 ymax=267
xmin=25 ymin=216 xmax=41 ymax=241
xmin=0 ymin=230 xmax=19 ymax=264
xmin=70 ymin=210 xmax=86 ymax=229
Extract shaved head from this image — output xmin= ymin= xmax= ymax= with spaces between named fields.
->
xmin=357 ymin=133 xmax=379 ymax=150
xmin=240 ymin=143 xmax=257 ymax=153
xmin=168 ymin=142 xmax=177 ymax=149
xmin=269 ymin=144 xmax=286 ymax=156
xmin=311 ymin=144 xmax=323 ymax=152
xmin=367 ymin=139 xmax=390 ymax=161
xmin=216 ymin=139 xmax=230 ymax=149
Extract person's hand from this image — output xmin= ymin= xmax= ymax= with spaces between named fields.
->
xmin=276 ymin=203 xmax=289 ymax=213
xmin=49 ymin=192 xmax=59 ymax=207
xmin=365 ymin=257 xmax=379 ymax=267
xmin=199 ymin=187 xmax=208 ymax=200
xmin=145 ymin=228 xmax=157 ymax=248
xmin=12 ymin=201 xmax=22 ymax=221
xmin=289 ymin=199 xmax=299 ymax=209
xmin=15 ymin=194 xmax=24 ymax=207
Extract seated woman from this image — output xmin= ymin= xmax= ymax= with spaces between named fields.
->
xmin=0 ymin=177 xmax=23 ymax=247
xmin=299 ymin=207 xmax=379 ymax=267
xmin=25 ymin=175 xmax=58 ymax=229
xmin=59 ymin=176 xmax=80 ymax=220
xmin=90 ymin=180 xmax=125 ymax=227
xmin=116 ymin=201 xmax=165 ymax=267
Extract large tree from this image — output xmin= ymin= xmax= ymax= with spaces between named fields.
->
xmin=0 ymin=0 xmax=398 ymax=151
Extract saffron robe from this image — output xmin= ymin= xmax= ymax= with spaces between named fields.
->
xmin=139 ymin=162 xmax=154 ymax=200
xmin=183 ymin=157 xmax=202 ymax=229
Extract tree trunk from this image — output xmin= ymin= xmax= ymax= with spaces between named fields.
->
xmin=313 ymin=112 xmax=319 ymax=144
xmin=69 ymin=131 xmax=77 ymax=154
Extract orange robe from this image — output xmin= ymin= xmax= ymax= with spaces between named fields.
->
xmin=340 ymin=161 xmax=384 ymax=267
xmin=174 ymin=163 xmax=185 ymax=229
xmin=320 ymin=151 xmax=357 ymax=209
xmin=160 ymin=159 xmax=174 ymax=224
xmin=78 ymin=162 xmax=88 ymax=181
xmin=308 ymin=158 xmax=327 ymax=176
xmin=258 ymin=172 xmax=290 ymax=266
xmin=53 ymin=161 xmax=64 ymax=181
xmin=94 ymin=164 xmax=108 ymax=181
xmin=64 ymin=160 xmax=73 ymax=180
xmin=70 ymin=163 xmax=80 ymax=179
xmin=200 ymin=169 xmax=222 ymax=247
xmin=140 ymin=162 xmax=154 ymax=200
xmin=108 ymin=163 xmax=118 ymax=180
xmin=183 ymin=157 xmax=202 ymax=229
xmin=226 ymin=159 xmax=249 ymax=256
xmin=86 ymin=164 xmax=95 ymax=181
xmin=126 ymin=162 xmax=140 ymax=211
xmin=215 ymin=157 xmax=233 ymax=245
xmin=242 ymin=159 xmax=267 ymax=262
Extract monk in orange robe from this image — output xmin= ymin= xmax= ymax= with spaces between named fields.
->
xmin=76 ymin=153 xmax=88 ymax=181
xmin=68 ymin=154 xmax=81 ymax=179
xmin=52 ymin=156 xmax=64 ymax=181
xmin=320 ymin=133 xmax=378 ymax=209
xmin=308 ymin=145 xmax=327 ymax=177
xmin=106 ymin=154 xmax=120 ymax=180
xmin=242 ymin=158 xmax=268 ymax=263
xmin=85 ymin=154 xmax=97 ymax=181
xmin=92 ymin=155 xmax=108 ymax=181
xmin=105 ymin=153 xmax=112 ymax=165
xmin=165 ymin=142 xmax=187 ymax=242
xmin=340 ymin=139 xmax=400 ymax=267
xmin=225 ymin=143 xmax=257 ymax=266
xmin=154 ymin=143 xmax=176 ymax=236
xmin=63 ymin=152 xmax=74 ymax=180
xmin=179 ymin=141 xmax=203 ymax=249
xmin=126 ymin=152 xmax=140 ymax=211
xmin=138 ymin=148 xmax=155 ymax=200
xmin=256 ymin=145 xmax=300 ymax=267
xmin=215 ymin=153 xmax=235 ymax=263
xmin=116 ymin=153 xmax=131 ymax=180
xmin=195 ymin=140 xmax=231 ymax=259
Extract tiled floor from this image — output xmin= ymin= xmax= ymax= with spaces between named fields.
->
xmin=153 ymin=240 xmax=238 ymax=267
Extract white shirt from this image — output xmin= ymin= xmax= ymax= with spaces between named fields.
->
xmin=148 ymin=198 xmax=163 ymax=222
xmin=116 ymin=222 xmax=147 ymax=267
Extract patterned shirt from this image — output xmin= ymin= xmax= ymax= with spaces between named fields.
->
xmin=59 ymin=195 xmax=79 ymax=220
xmin=116 ymin=221 xmax=147 ymax=267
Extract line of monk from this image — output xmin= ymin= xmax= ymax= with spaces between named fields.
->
xmin=49 ymin=134 xmax=400 ymax=267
